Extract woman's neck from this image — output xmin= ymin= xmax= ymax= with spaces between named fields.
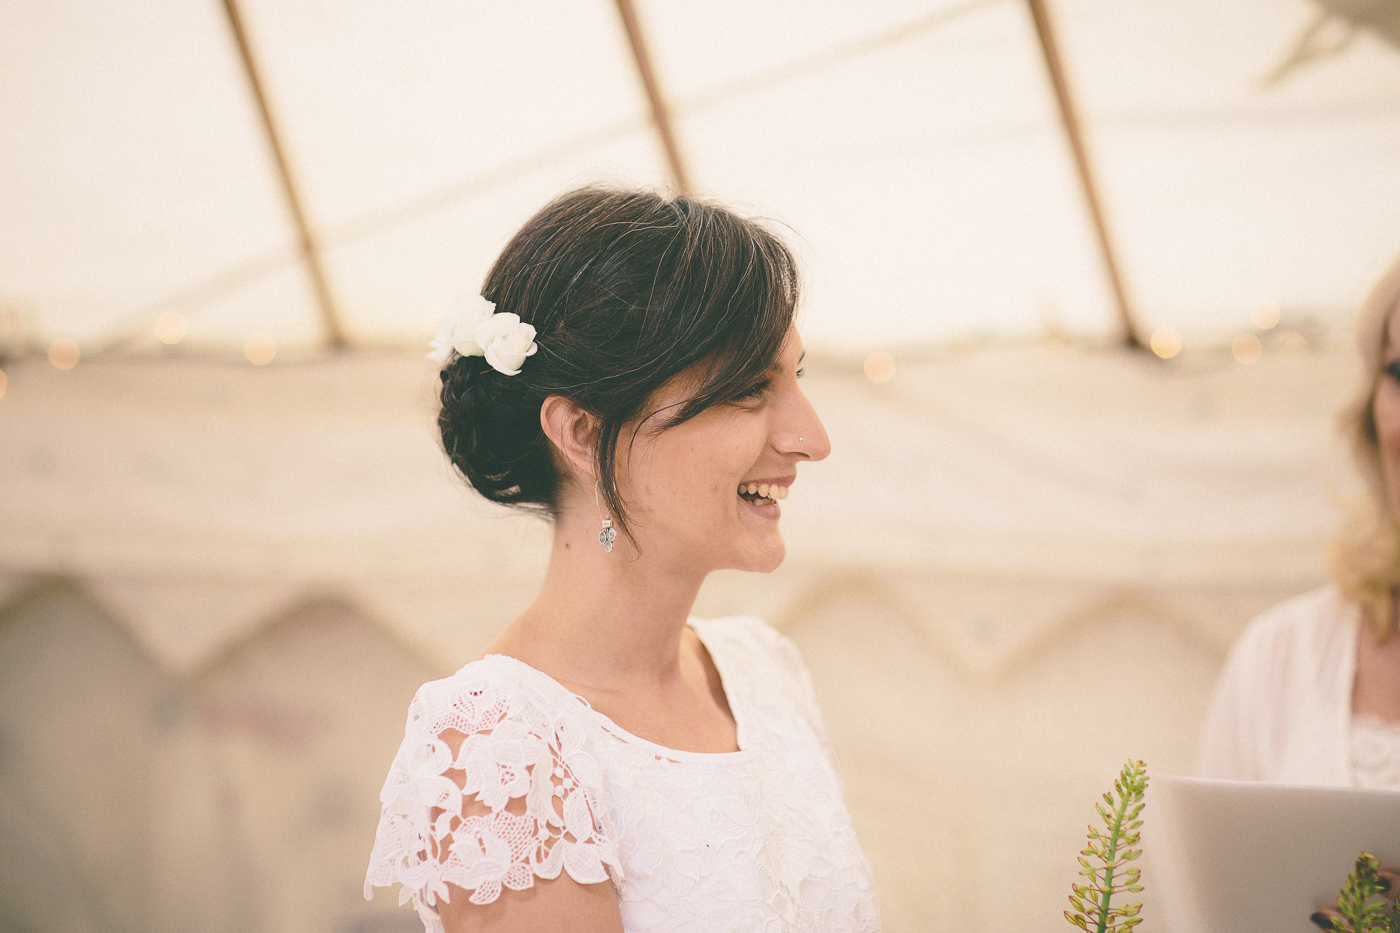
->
xmin=486 ymin=512 xmax=707 ymax=692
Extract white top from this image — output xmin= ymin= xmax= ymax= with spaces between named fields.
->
xmin=365 ymin=616 xmax=879 ymax=933
xmin=1196 ymin=586 xmax=1400 ymax=790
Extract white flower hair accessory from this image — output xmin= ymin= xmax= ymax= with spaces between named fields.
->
xmin=427 ymin=295 xmax=539 ymax=376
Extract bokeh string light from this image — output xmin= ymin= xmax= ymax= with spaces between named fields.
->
xmin=154 ymin=312 xmax=186 ymax=345
xmin=863 ymin=351 xmax=896 ymax=383
xmin=1232 ymin=332 xmax=1263 ymax=364
xmin=1251 ymin=302 xmax=1281 ymax=330
xmin=1276 ymin=330 xmax=1309 ymax=354
xmin=244 ymin=334 xmax=277 ymax=365
xmin=1149 ymin=327 xmax=1181 ymax=359
xmin=48 ymin=337 xmax=80 ymax=370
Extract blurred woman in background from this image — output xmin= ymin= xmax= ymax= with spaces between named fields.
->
xmin=1197 ymin=255 xmax=1400 ymax=790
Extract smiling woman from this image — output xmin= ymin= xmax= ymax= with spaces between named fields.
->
xmin=364 ymin=188 xmax=873 ymax=933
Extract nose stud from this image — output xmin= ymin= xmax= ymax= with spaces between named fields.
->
xmin=799 ymin=436 xmax=804 ymax=442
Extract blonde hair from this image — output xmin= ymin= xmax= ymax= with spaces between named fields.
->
xmin=1329 ymin=253 xmax=1400 ymax=641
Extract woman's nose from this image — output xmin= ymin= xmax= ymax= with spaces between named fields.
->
xmin=775 ymin=388 xmax=831 ymax=461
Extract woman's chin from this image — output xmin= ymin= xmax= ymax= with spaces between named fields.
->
xmin=735 ymin=537 xmax=786 ymax=574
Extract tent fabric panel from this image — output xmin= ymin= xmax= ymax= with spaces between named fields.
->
xmin=5 ymin=0 xmax=1400 ymax=351
xmin=0 ymin=0 xmax=304 ymax=341
xmin=0 ymin=347 xmax=1354 ymax=670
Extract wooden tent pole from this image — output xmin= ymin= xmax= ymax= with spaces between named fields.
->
xmin=220 ymin=0 xmax=349 ymax=349
xmin=613 ymin=0 xmax=693 ymax=195
xmin=1024 ymin=0 xmax=1144 ymax=350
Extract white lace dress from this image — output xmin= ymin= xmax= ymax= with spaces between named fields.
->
xmin=1352 ymin=715 xmax=1400 ymax=790
xmin=365 ymin=616 xmax=879 ymax=933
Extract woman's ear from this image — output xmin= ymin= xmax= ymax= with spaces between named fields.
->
xmin=540 ymin=395 xmax=599 ymax=481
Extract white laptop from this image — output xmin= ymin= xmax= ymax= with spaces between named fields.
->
xmin=1147 ymin=775 xmax=1400 ymax=933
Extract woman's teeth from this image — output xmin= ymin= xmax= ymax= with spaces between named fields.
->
xmin=738 ymin=483 xmax=789 ymax=501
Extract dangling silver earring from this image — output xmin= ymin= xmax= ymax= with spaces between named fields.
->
xmin=594 ymin=482 xmax=616 ymax=553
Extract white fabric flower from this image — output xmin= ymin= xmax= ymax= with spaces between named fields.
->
xmin=474 ymin=312 xmax=538 ymax=376
xmin=427 ymin=295 xmax=539 ymax=376
xmin=427 ymin=295 xmax=497 ymax=364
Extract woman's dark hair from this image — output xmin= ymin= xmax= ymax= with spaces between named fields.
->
xmin=437 ymin=186 xmax=799 ymax=543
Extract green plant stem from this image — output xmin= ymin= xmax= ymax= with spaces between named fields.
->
xmin=1065 ymin=760 xmax=1147 ymax=933
xmin=1095 ymin=793 xmax=1128 ymax=933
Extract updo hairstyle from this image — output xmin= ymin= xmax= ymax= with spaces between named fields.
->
xmin=437 ymin=187 xmax=799 ymax=543
xmin=1330 ymin=253 xmax=1400 ymax=640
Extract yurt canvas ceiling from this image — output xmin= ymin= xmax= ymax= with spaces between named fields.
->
xmin=2 ymin=0 xmax=1399 ymax=358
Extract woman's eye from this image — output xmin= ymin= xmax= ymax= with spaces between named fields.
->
xmin=796 ymin=366 xmax=805 ymax=379
xmin=733 ymin=381 xmax=769 ymax=402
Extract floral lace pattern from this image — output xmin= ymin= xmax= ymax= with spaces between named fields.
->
xmin=365 ymin=616 xmax=878 ymax=933
xmin=1351 ymin=713 xmax=1400 ymax=791
xmin=364 ymin=668 xmax=619 ymax=932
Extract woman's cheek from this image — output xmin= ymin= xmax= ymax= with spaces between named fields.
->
xmin=1378 ymin=383 xmax=1400 ymax=450
xmin=1376 ymin=386 xmax=1400 ymax=524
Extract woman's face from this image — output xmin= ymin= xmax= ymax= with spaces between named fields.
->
xmin=615 ymin=328 xmax=830 ymax=575
xmin=1373 ymin=309 xmax=1400 ymax=525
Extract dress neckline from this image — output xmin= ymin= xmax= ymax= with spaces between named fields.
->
xmin=479 ymin=619 xmax=751 ymax=762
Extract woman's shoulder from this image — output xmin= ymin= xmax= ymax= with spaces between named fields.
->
xmin=1215 ymin=586 xmax=1359 ymax=703
xmin=399 ymin=654 xmax=595 ymax=746
xmin=1197 ymin=588 xmax=1358 ymax=781
xmin=367 ymin=655 xmax=618 ymax=915
xmin=1235 ymin=586 xmax=1358 ymax=661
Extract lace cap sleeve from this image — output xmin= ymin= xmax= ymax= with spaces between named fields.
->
xmin=364 ymin=661 xmax=618 ymax=929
